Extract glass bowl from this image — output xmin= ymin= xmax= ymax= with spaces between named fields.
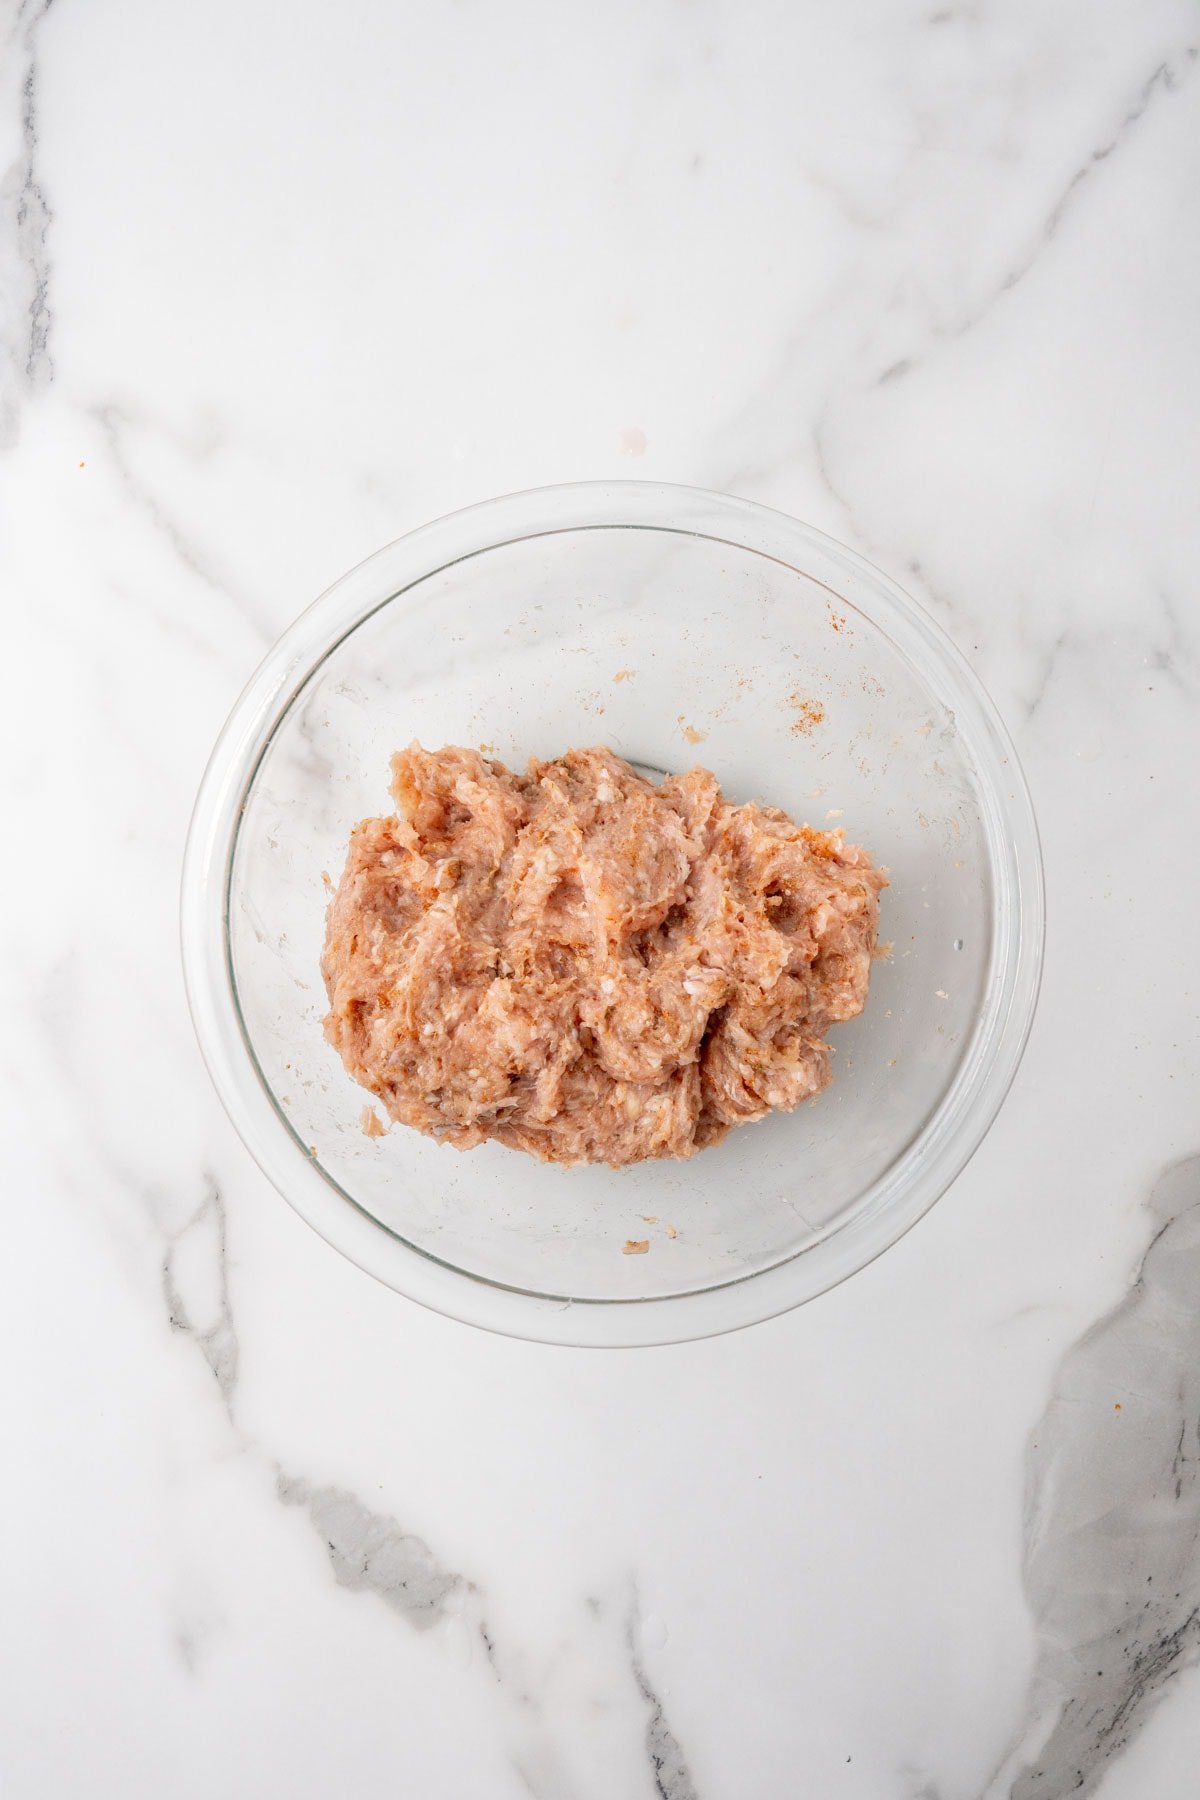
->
xmin=182 ymin=482 xmax=1043 ymax=1346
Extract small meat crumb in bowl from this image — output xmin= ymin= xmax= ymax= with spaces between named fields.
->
xmin=360 ymin=1105 xmax=388 ymax=1139
xmin=183 ymin=482 xmax=1043 ymax=1345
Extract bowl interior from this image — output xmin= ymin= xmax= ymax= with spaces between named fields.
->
xmin=230 ymin=523 xmax=995 ymax=1305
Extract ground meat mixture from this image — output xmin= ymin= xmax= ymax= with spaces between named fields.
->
xmin=322 ymin=745 xmax=886 ymax=1168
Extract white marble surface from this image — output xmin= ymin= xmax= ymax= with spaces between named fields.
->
xmin=4 ymin=0 xmax=1200 ymax=1793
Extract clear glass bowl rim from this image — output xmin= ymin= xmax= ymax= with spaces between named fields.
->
xmin=181 ymin=479 xmax=1045 ymax=1347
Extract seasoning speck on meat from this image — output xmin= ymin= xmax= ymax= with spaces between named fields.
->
xmin=322 ymin=745 xmax=886 ymax=1168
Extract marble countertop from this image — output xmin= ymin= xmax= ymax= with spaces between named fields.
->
xmin=5 ymin=1 xmax=1200 ymax=1794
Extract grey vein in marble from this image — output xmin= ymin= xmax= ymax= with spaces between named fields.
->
xmin=1022 ymin=630 xmax=1071 ymax=724
xmin=898 ymin=1774 xmax=944 ymax=1800
xmin=876 ymin=43 xmax=1200 ymax=380
xmin=1023 ymin=586 xmax=1200 ymax=724
xmin=713 ymin=31 xmax=1200 ymax=529
xmin=276 ymin=1475 xmax=466 ymax=1631
xmin=0 ymin=0 xmax=53 ymax=445
xmin=626 ymin=1594 xmax=698 ymax=1800
xmin=993 ymin=1155 xmax=1200 ymax=1798
xmin=90 ymin=401 xmax=274 ymax=644
xmin=1004 ymin=52 xmax=1197 ymax=284
xmin=162 ymin=1178 xmax=239 ymax=1408
xmin=1147 ymin=587 xmax=1200 ymax=696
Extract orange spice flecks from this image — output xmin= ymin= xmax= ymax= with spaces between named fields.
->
xmin=788 ymin=693 xmax=825 ymax=736
xmin=799 ymin=825 xmax=843 ymax=861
